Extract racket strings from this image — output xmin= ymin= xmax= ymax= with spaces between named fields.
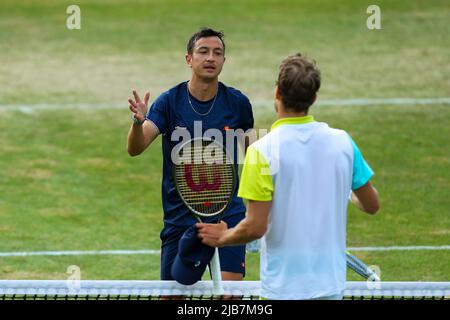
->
xmin=174 ymin=140 xmax=235 ymax=217
xmin=175 ymin=165 xmax=234 ymax=215
xmin=177 ymin=146 xmax=232 ymax=164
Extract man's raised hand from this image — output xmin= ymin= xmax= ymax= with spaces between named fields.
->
xmin=128 ymin=89 xmax=150 ymax=122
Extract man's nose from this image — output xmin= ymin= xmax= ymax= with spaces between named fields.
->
xmin=206 ymin=51 xmax=215 ymax=61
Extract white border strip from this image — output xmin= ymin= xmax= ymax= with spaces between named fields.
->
xmin=0 ymin=97 xmax=449 ymax=113
xmin=0 ymin=246 xmax=449 ymax=257
xmin=254 ymin=97 xmax=450 ymax=108
xmin=348 ymin=245 xmax=450 ymax=252
xmin=318 ymin=97 xmax=450 ymax=106
xmin=0 ymin=250 xmax=160 ymax=257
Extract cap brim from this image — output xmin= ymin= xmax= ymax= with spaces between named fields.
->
xmin=171 ymin=254 xmax=208 ymax=286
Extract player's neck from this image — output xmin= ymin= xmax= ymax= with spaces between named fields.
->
xmin=277 ymin=108 xmax=308 ymax=119
xmin=275 ymin=100 xmax=309 ymax=119
xmin=188 ymin=77 xmax=219 ymax=101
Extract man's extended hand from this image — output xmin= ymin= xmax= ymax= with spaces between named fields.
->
xmin=128 ymin=89 xmax=150 ymax=123
xmin=196 ymin=221 xmax=228 ymax=248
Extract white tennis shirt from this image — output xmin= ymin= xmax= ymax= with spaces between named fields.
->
xmin=238 ymin=116 xmax=373 ymax=299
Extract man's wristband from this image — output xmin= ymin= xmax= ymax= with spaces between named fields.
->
xmin=131 ymin=114 xmax=146 ymax=125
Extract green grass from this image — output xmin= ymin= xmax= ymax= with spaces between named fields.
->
xmin=0 ymin=0 xmax=449 ymax=282
xmin=0 ymin=0 xmax=449 ymax=104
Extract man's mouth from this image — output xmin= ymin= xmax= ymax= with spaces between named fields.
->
xmin=204 ymin=65 xmax=216 ymax=71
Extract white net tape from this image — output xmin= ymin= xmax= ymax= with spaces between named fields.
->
xmin=0 ymin=280 xmax=449 ymax=299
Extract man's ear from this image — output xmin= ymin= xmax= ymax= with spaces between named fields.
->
xmin=185 ymin=53 xmax=192 ymax=67
xmin=275 ymin=85 xmax=281 ymax=100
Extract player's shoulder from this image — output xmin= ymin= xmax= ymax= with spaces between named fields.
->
xmin=220 ymin=82 xmax=250 ymax=102
xmin=313 ymin=122 xmax=353 ymax=151
xmin=247 ymin=130 xmax=276 ymax=155
xmin=315 ymin=121 xmax=349 ymax=138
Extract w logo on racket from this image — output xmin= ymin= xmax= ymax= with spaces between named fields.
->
xmin=173 ymin=138 xmax=236 ymax=217
xmin=184 ymin=165 xmax=222 ymax=192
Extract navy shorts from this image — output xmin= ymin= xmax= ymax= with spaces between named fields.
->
xmin=160 ymin=214 xmax=246 ymax=280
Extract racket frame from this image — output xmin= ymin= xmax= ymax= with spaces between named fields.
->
xmin=173 ymin=137 xmax=237 ymax=295
xmin=346 ymin=251 xmax=380 ymax=281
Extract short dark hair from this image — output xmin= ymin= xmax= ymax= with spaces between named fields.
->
xmin=187 ymin=27 xmax=225 ymax=55
xmin=277 ymin=53 xmax=321 ymax=112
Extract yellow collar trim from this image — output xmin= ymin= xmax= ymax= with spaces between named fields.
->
xmin=271 ymin=116 xmax=315 ymax=130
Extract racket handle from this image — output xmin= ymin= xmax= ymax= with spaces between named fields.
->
xmin=210 ymin=248 xmax=223 ymax=295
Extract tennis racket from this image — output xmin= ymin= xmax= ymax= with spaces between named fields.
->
xmin=173 ymin=137 xmax=236 ymax=295
xmin=346 ymin=251 xmax=380 ymax=281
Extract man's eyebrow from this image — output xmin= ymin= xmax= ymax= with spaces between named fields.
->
xmin=195 ymin=46 xmax=224 ymax=51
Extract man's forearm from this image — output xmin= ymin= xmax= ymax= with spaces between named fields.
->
xmin=220 ymin=218 xmax=262 ymax=247
xmin=351 ymin=183 xmax=379 ymax=214
xmin=127 ymin=123 xmax=148 ymax=156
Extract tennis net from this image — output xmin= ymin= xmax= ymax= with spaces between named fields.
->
xmin=0 ymin=280 xmax=449 ymax=300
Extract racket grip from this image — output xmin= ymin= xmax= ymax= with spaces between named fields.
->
xmin=210 ymin=248 xmax=223 ymax=295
